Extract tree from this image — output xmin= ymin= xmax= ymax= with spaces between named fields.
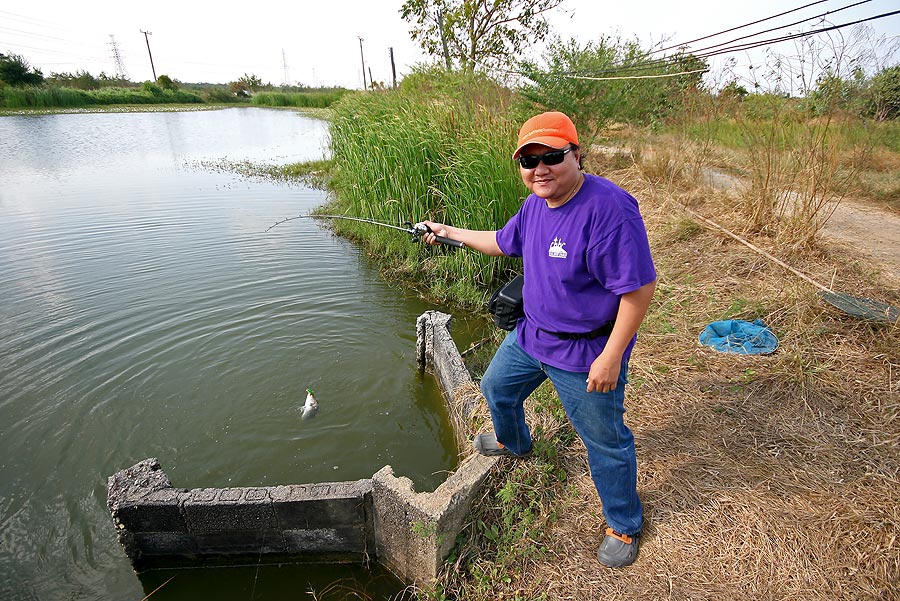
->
xmin=720 ymin=80 xmax=749 ymax=101
xmin=230 ymin=80 xmax=251 ymax=97
xmin=400 ymin=0 xmax=564 ymax=72
xmin=238 ymin=73 xmax=263 ymax=91
xmin=0 ymin=53 xmax=44 ymax=86
xmin=868 ymin=65 xmax=900 ymax=120
xmin=141 ymin=80 xmax=163 ymax=95
xmin=518 ymin=36 xmax=706 ymax=141
xmin=47 ymin=70 xmax=99 ymax=90
xmin=156 ymin=74 xmax=178 ymax=91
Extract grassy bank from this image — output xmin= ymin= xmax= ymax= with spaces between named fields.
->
xmin=0 ymin=85 xmax=352 ymax=111
xmin=309 ymin=71 xmax=899 ymax=600
xmin=251 ymin=90 xmax=349 ymax=108
xmin=323 ymin=70 xmax=533 ymax=305
xmin=0 ymin=84 xmax=204 ymax=108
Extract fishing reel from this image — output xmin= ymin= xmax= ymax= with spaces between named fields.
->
xmin=404 ymin=221 xmax=465 ymax=248
xmin=404 ymin=221 xmax=430 ymax=242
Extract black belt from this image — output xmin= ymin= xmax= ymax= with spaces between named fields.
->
xmin=542 ymin=320 xmax=615 ymax=340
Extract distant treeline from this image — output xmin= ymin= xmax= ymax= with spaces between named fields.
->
xmin=0 ymin=83 xmax=350 ymax=110
xmin=0 ymin=82 xmax=203 ymax=109
xmin=0 ymin=54 xmax=351 ymax=109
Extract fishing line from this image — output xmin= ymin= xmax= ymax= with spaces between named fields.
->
xmin=265 ymin=214 xmax=465 ymax=248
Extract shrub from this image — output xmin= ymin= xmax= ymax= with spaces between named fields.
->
xmin=141 ymin=81 xmax=163 ymax=95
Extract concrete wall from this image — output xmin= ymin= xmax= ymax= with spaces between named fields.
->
xmin=107 ymin=311 xmax=497 ymax=584
xmin=107 ymin=459 xmax=374 ymax=570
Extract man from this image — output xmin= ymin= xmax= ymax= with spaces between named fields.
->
xmin=420 ymin=111 xmax=656 ymax=568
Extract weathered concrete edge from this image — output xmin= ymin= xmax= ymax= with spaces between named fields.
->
xmin=377 ymin=311 xmax=499 ymax=582
xmin=106 ymin=459 xmax=375 ymax=570
xmin=106 ymin=310 xmax=497 ymax=584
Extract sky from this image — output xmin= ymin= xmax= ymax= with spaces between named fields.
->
xmin=1 ymin=0 xmax=898 ymax=90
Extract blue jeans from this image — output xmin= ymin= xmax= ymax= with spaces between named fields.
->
xmin=480 ymin=329 xmax=643 ymax=535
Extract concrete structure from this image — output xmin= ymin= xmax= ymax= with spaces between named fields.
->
xmin=107 ymin=311 xmax=498 ymax=584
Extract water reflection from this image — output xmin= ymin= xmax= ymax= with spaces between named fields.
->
xmin=0 ymin=108 xmax=461 ymax=600
xmin=138 ymin=562 xmax=416 ymax=600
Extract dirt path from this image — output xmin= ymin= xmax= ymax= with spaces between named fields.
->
xmin=699 ymin=167 xmax=900 ymax=286
xmin=822 ymin=200 xmax=900 ymax=284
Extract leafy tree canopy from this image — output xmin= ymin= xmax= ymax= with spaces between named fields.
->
xmin=869 ymin=64 xmax=900 ymax=120
xmin=400 ymin=0 xmax=564 ymax=72
xmin=519 ymin=36 xmax=709 ymax=141
xmin=47 ymin=70 xmax=100 ymax=90
xmin=238 ymin=73 xmax=264 ymax=90
xmin=156 ymin=74 xmax=179 ymax=91
xmin=0 ymin=53 xmax=44 ymax=86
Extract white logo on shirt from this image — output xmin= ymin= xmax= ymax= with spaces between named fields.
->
xmin=548 ymin=237 xmax=567 ymax=259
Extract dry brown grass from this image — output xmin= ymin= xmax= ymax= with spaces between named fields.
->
xmin=427 ymin=161 xmax=900 ymax=601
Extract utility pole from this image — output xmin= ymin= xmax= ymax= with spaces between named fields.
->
xmin=140 ymin=30 xmax=157 ymax=81
xmin=389 ymin=47 xmax=397 ymax=89
xmin=358 ymin=36 xmax=367 ymax=90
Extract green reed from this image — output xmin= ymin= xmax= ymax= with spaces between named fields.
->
xmin=251 ymin=90 xmax=348 ymax=108
xmin=325 ymin=71 xmax=528 ymax=304
xmin=0 ymin=85 xmax=203 ymax=108
xmin=0 ymin=86 xmax=90 ymax=108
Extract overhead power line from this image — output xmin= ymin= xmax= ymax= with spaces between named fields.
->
xmin=652 ymin=0 xmax=834 ymax=55
xmin=524 ymin=7 xmax=900 ymax=82
xmin=668 ymin=0 xmax=875 ymax=59
xmin=688 ymin=9 xmax=900 ymax=60
xmin=0 ymin=25 xmax=109 ymax=52
xmin=575 ymin=1 xmax=888 ymax=78
xmin=0 ymin=9 xmax=70 ymax=31
xmin=0 ymin=41 xmax=107 ymax=61
xmin=567 ymin=67 xmax=710 ymax=82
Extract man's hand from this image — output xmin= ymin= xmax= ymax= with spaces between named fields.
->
xmin=417 ymin=221 xmax=448 ymax=245
xmin=587 ymin=351 xmax=622 ymax=393
xmin=415 ymin=221 xmax=504 ymax=256
xmin=585 ymin=280 xmax=656 ymax=393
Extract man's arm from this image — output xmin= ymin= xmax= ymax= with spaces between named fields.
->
xmin=586 ymin=280 xmax=656 ymax=393
xmin=419 ymin=221 xmax=504 ymax=256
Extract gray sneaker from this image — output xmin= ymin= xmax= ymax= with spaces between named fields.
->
xmin=597 ymin=527 xmax=640 ymax=567
xmin=473 ymin=433 xmax=532 ymax=458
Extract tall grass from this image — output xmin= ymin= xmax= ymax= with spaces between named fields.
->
xmin=709 ymin=96 xmax=869 ymax=245
xmin=325 ymin=69 xmax=528 ymax=304
xmin=658 ymin=90 xmax=893 ymax=244
xmin=0 ymin=85 xmax=203 ymax=108
xmin=0 ymin=86 xmax=92 ymax=108
xmin=678 ymin=105 xmax=900 ymax=155
xmin=251 ymin=90 xmax=348 ymax=108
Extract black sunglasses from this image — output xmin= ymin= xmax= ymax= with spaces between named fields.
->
xmin=517 ymin=147 xmax=572 ymax=169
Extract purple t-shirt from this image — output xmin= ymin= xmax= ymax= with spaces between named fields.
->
xmin=495 ymin=174 xmax=656 ymax=371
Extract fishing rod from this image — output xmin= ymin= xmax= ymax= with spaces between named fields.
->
xmin=265 ymin=214 xmax=465 ymax=248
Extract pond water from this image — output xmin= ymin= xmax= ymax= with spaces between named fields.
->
xmin=0 ymin=108 xmax=469 ymax=600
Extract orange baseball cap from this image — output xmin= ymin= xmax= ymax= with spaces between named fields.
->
xmin=513 ymin=111 xmax=579 ymax=159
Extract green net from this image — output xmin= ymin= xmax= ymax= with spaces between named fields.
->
xmin=818 ymin=291 xmax=900 ymax=323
